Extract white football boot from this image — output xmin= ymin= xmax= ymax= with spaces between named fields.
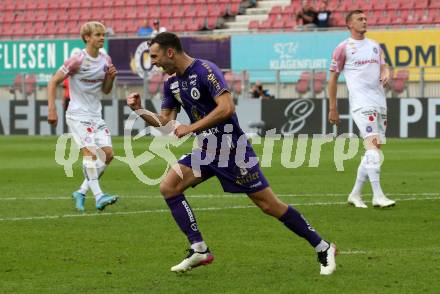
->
xmin=171 ymin=248 xmax=214 ymax=273
xmin=372 ymin=195 xmax=396 ymax=208
xmin=347 ymin=194 xmax=368 ymax=208
xmin=318 ymin=243 xmax=337 ymax=275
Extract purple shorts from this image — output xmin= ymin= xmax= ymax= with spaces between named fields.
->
xmin=178 ymin=146 xmax=269 ymax=194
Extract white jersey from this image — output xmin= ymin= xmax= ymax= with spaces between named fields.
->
xmin=60 ymin=49 xmax=111 ymax=119
xmin=330 ymin=37 xmax=387 ymax=111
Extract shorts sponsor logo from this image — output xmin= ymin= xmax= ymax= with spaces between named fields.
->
xmin=250 ymin=181 xmax=262 ymax=188
xmin=366 ymin=126 xmax=373 ymax=133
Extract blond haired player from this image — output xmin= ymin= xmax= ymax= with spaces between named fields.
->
xmin=48 ymin=22 xmax=118 ymax=212
xmin=328 ymin=10 xmax=396 ymax=208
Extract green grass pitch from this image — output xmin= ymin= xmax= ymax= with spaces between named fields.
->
xmin=0 ymin=136 xmax=439 ymax=293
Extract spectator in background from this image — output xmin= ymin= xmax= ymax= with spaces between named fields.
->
xmin=250 ymin=81 xmax=272 ymax=99
xmin=297 ymin=0 xmax=317 ymax=28
xmin=315 ymin=1 xmax=332 ymax=28
xmin=138 ymin=20 xmax=153 ymax=37
xmin=150 ymin=19 xmax=167 ymax=38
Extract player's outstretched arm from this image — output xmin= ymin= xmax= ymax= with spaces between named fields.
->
xmin=47 ymin=71 xmax=66 ymax=127
xmin=328 ymin=71 xmax=340 ymax=125
xmin=102 ymin=64 xmax=117 ymax=94
xmin=126 ymin=92 xmax=177 ymax=128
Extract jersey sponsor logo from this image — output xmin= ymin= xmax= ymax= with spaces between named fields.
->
xmin=191 ymin=106 xmax=204 ymax=122
xmin=190 ymin=87 xmax=200 ymax=100
xmin=354 ymin=59 xmax=379 ymax=66
xmin=207 ymin=73 xmax=221 ymax=91
xmin=80 ymin=78 xmax=104 ymax=83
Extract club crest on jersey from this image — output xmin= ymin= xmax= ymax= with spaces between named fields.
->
xmin=181 ymin=81 xmax=188 ymax=90
xmin=191 ymin=88 xmax=201 ymax=100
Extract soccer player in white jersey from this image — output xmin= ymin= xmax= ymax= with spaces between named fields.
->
xmin=47 ymin=21 xmax=118 ymax=212
xmin=328 ymin=10 xmax=396 ymax=208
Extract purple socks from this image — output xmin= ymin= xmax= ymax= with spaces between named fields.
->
xmin=165 ymin=194 xmax=203 ymax=244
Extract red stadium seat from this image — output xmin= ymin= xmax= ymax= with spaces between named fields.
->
xmin=415 ymin=0 xmax=429 ymax=9
xmin=373 ymin=2 xmax=387 ymax=11
xmin=248 ymin=20 xmax=259 ymax=30
xmin=387 ymin=2 xmax=400 ymax=10
xmin=148 ymin=73 xmax=164 ymax=96
xmin=295 ymin=71 xmax=311 ymax=95
xmin=401 ymin=0 xmax=415 ymax=10
xmin=313 ymin=71 xmax=327 ymax=94
xmin=391 ymin=69 xmax=409 ymax=95
xmin=429 ymin=0 xmax=440 ymax=8
xmin=206 ymin=17 xmax=219 ymax=29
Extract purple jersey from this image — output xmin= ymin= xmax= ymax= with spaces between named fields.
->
xmin=162 ymin=59 xmax=247 ymax=153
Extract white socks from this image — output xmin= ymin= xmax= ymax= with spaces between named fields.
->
xmin=77 ymin=164 xmax=107 ymax=195
xmin=82 ymin=157 xmax=104 ymax=200
xmin=315 ymin=240 xmax=330 ymax=252
xmin=351 ymin=149 xmax=385 ymax=198
xmin=350 ymin=156 xmax=368 ymax=196
xmin=191 ymin=241 xmax=208 ymax=253
xmin=364 ymin=149 xmax=385 ymax=197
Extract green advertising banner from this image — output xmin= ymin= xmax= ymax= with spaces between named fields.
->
xmin=0 ymin=39 xmax=108 ymax=86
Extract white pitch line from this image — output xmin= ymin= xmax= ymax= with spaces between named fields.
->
xmin=0 ymin=196 xmax=439 ymax=222
xmin=0 ymin=192 xmax=439 ymax=201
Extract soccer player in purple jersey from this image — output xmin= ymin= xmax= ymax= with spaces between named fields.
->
xmin=126 ymin=32 xmax=336 ymax=275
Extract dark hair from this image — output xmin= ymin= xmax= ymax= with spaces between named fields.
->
xmin=345 ymin=9 xmax=364 ymax=25
xmin=150 ymin=32 xmax=183 ymax=53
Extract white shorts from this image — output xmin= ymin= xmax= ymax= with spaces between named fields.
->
xmin=66 ymin=116 xmax=112 ymax=149
xmin=351 ymin=107 xmax=387 ymax=140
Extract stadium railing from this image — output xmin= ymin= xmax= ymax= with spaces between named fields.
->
xmin=1 ymin=66 xmax=440 ymax=101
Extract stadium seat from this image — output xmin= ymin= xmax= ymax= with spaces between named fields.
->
xmin=248 ymin=20 xmax=259 ymax=30
xmin=295 ymin=71 xmax=311 ymax=95
xmin=25 ymin=75 xmax=37 ymax=97
xmin=148 ymin=73 xmax=164 ymax=96
xmin=313 ymin=71 xmax=327 ymax=95
xmin=429 ymin=0 xmax=440 ymax=8
xmin=391 ymin=69 xmax=409 ymax=95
